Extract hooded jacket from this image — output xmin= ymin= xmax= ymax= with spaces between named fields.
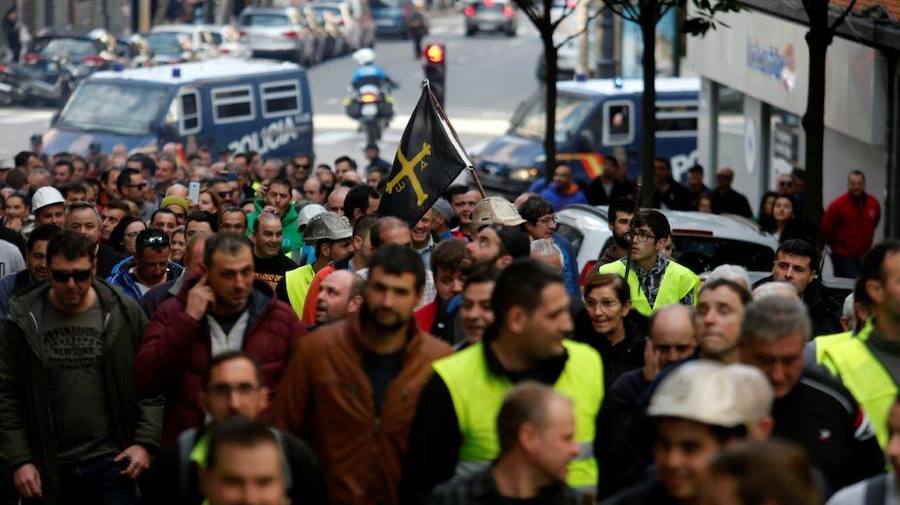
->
xmin=246 ymin=199 xmax=304 ymax=254
xmin=106 ymin=255 xmax=184 ymax=301
xmin=134 ymin=277 xmax=304 ymax=443
xmin=0 ymin=280 xmax=163 ymax=505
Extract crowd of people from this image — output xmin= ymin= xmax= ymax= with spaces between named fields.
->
xmin=0 ymin=141 xmax=894 ymax=505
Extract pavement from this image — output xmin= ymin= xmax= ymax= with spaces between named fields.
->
xmin=0 ymin=11 xmax=542 ymax=169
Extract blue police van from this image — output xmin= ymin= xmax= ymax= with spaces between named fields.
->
xmin=474 ymin=77 xmax=700 ymax=195
xmin=43 ymin=59 xmax=313 ymax=158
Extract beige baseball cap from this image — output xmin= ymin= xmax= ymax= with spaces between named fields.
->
xmin=471 ymin=196 xmax=525 ymax=227
xmin=648 ymin=360 xmax=774 ymax=428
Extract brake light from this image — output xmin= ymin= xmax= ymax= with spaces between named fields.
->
xmin=282 ymin=31 xmax=300 ymax=39
xmin=360 ymin=93 xmax=378 ymax=103
xmin=24 ymin=52 xmax=39 ymax=64
xmin=503 ymin=6 xmax=514 ymax=16
xmin=565 ymin=0 xmax=577 ymax=7
xmin=81 ymin=55 xmax=105 ymax=66
xmin=463 ymin=5 xmax=475 ymax=16
xmin=484 ymin=0 xmax=494 ymax=5
xmin=0 ymin=64 xmax=6 ymax=73
xmin=579 ymin=260 xmax=597 ymax=286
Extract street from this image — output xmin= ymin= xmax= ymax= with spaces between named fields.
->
xmin=0 ymin=11 xmax=542 ymax=168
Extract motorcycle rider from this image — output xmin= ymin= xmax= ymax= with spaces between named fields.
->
xmin=351 ymin=48 xmax=398 ymax=91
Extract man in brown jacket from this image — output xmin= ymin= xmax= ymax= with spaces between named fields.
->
xmin=273 ymin=245 xmax=453 ymax=505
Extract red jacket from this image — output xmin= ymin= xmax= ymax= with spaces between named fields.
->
xmin=414 ymin=299 xmax=438 ymax=333
xmin=820 ymin=192 xmax=881 ymax=257
xmin=134 ymin=278 xmax=305 ymax=443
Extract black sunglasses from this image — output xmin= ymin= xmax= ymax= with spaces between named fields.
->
xmin=217 ymin=191 xmax=232 ymax=199
xmin=126 ymin=182 xmax=147 ymax=189
xmin=50 ymin=268 xmax=92 ymax=283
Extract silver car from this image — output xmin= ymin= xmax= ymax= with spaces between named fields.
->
xmin=238 ymin=7 xmax=318 ymax=66
xmin=555 ymin=205 xmax=779 ymax=282
xmin=463 ymin=0 xmax=517 ymax=37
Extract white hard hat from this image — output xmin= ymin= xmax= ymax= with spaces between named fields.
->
xmin=471 ymin=196 xmax=525 ymax=227
xmin=648 ymin=360 xmax=774 ymax=428
xmin=31 ymin=186 xmax=65 ymax=213
xmin=298 ymin=203 xmax=327 ymax=230
xmin=353 ymin=48 xmax=375 ymax=65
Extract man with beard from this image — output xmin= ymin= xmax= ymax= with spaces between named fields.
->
xmin=274 ymin=246 xmax=452 ymax=505
xmin=139 ymin=352 xmax=325 ymax=505
xmin=821 ymin=170 xmax=882 ymax=278
xmin=598 ymin=198 xmax=635 ymax=267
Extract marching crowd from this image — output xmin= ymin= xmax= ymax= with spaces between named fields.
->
xmin=0 ymin=141 xmax=895 ymax=505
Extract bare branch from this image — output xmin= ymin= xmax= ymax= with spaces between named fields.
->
xmin=603 ymin=1 xmax=638 ymax=23
xmin=554 ymin=8 xmax=604 ymax=49
xmin=829 ymin=0 xmax=858 ymax=32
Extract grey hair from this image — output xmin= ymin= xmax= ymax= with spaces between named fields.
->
xmin=740 ymin=296 xmax=812 ymax=344
xmin=530 ymin=238 xmax=564 ymax=266
xmin=64 ymin=201 xmax=101 ymax=224
xmin=752 ymin=281 xmax=798 ymax=300
xmin=705 ymin=264 xmax=751 ymax=291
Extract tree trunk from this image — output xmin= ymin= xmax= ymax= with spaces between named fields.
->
xmin=543 ymin=31 xmax=559 ymax=181
xmin=638 ymin=4 xmax=657 ymax=205
xmin=801 ymin=5 xmax=830 ymax=222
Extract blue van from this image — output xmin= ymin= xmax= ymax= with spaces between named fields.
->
xmin=474 ymin=77 xmax=699 ymax=195
xmin=43 ymin=59 xmax=313 ymax=159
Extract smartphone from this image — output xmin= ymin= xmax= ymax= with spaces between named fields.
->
xmin=188 ymin=182 xmax=201 ymax=205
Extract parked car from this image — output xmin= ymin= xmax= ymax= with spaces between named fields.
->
xmin=463 ymin=0 xmax=517 ymax=37
xmin=201 ymin=25 xmax=253 ymax=59
xmin=301 ymin=5 xmax=336 ymax=62
xmin=237 ymin=7 xmax=319 ymax=66
xmin=144 ymin=31 xmax=197 ymax=64
xmin=311 ymin=3 xmax=353 ymax=56
xmin=555 ymin=205 xmax=779 ymax=282
xmin=151 ymin=25 xmax=221 ymax=61
xmin=23 ymin=29 xmax=116 ymax=84
xmin=371 ymin=0 xmax=426 ymax=38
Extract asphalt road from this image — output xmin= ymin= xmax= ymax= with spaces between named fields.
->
xmin=0 ymin=11 xmax=543 ymax=170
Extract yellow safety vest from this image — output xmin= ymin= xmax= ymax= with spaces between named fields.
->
xmin=820 ymin=336 xmax=896 ymax=448
xmin=598 ymin=259 xmax=699 ymax=316
xmin=432 ymin=340 xmax=603 ymax=491
xmin=285 ymin=264 xmax=315 ymax=318
xmin=815 ymin=319 xmax=874 ymax=364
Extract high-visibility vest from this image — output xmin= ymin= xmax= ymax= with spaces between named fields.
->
xmin=432 ymin=340 xmax=603 ymax=491
xmin=598 ymin=259 xmax=699 ymax=316
xmin=285 ymin=264 xmax=315 ymax=317
xmin=820 ymin=336 xmax=896 ymax=448
xmin=815 ymin=319 xmax=874 ymax=364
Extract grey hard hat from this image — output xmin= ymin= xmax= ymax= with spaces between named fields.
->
xmin=304 ymin=211 xmax=353 ymax=244
xmin=298 ymin=203 xmax=327 ymax=230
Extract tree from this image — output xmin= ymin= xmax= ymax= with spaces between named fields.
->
xmin=513 ymin=0 xmax=603 ymax=180
xmin=601 ymin=0 xmax=739 ymax=203
xmin=799 ymin=0 xmax=857 ymax=220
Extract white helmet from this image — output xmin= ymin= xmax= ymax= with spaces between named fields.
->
xmin=298 ymin=203 xmax=327 ymax=230
xmin=353 ymin=48 xmax=375 ymax=66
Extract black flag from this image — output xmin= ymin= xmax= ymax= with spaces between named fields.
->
xmin=377 ymin=82 xmax=472 ymax=226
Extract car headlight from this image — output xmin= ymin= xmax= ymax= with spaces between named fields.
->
xmin=510 ymin=167 xmax=539 ymax=181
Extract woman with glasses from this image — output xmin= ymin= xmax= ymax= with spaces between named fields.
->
xmin=574 ymin=272 xmax=645 ymax=384
xmin=109 ymin=216 xmax=146 ymax=257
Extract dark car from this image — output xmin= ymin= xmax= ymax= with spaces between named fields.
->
xmin=464 ymin=0 xmax=517 ymax=37
xmin=371 ymin=0 xmax=426 ymax=38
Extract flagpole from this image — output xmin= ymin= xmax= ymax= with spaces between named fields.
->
xmin=423 ymin=80 xmax=487 ymax=199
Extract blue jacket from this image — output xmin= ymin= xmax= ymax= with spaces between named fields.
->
xmin=352 ymin=64 xmax=392 ymax=88
xmin=106 ymin=256 xmax=184 ymax=301
xmin=554 ymin=233 xmax=580 ymax=298
xmin=540 ymin=183 xmax=588 ymax=211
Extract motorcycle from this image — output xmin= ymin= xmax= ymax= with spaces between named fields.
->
xmin=0 ymin=55 xmax=82 ymax=107
xmin=343 ymin=82 xmax=396 ymax=145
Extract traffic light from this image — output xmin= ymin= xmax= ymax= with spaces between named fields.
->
xmin=422 ymin=43 xmax=446 ymax=107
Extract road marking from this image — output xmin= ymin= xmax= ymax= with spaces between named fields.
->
xmin=0 ymin=109 xmax=55 ymax=125
xmin=314 ymin=113 xmax=507 ymax=136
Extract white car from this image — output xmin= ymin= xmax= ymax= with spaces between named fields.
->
xmin=150 ymin=24 xmax=221 ymax=61
xmin=555 ymin=204 xmax=779 ymax=281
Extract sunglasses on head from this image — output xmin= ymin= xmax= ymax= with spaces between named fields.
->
xmin=139 ymin=234 xmax=170 ymax=248
xmin=50 ymin=268 xmax=92 ymax=283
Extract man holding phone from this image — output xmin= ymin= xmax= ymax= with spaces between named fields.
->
xmin=0 ymin=230 xmax=162 ymax=504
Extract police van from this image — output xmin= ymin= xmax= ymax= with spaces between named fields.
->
xmin=474 ymin=77 xmax=699 ymax=195
xmin=43 ymin=59 xmax=313 ymax=159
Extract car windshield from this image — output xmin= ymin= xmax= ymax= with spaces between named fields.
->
xmin=241 ymin=13 xmax=291 ymax=26
xmin=56 ymin=81 xmax=170 ymax=136
xmin=147 ymin=32 xmax=185 ymax=56
xmin=509 ymin=93 xmax=594 ymax=142
xmin=34 ymin=37 xmax=97 ymax=60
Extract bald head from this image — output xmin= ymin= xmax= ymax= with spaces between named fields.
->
xmin=328 ymin=186 xmax=351 ymax=216
xmin=166 ymin=183 xmax=189 ymax=199
xmin=184 ymin=234 xmax=209 ymax=276
xmin=315 ymin=270 xmax=364 ymax=324
xmin=372 ymin=216 xmax=412 ymax=249
xmin=649 ymin=305 xmax=697 ymax=369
